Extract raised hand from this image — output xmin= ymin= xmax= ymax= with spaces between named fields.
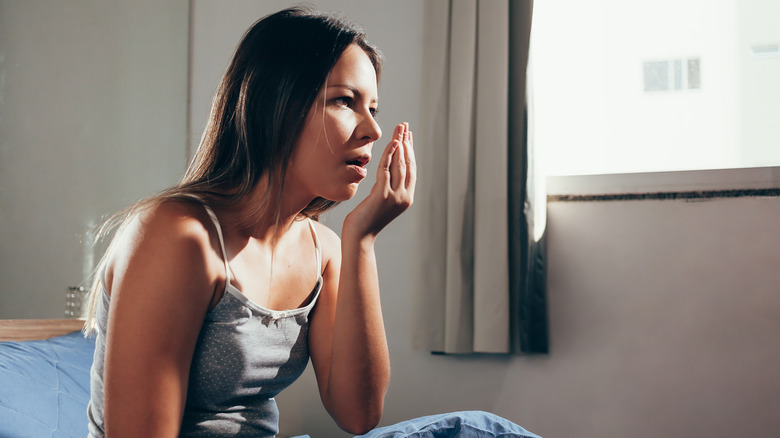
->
xmin=343 ymin=122 xmax=416 ymax=238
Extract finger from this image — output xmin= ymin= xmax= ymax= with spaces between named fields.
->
xmin=392 ymin=123 xmax=404 ymax=153
xmin=402 ymin=125 xmax=415 ymax=179
xmin=383 ymin=123 xmax=403 ymax=189
xmin=376 ymin=136 xmax=399 ymax=189
xmin=391 ymin=124 xmax=407 ymax=191
xmin=405 ymin=129 xmax=417 ymax=194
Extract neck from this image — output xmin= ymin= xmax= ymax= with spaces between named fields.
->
xmin=217 ymin=176 xmax=315 ymax=244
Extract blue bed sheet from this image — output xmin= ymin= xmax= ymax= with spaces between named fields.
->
xmin=0 ymin=331 xmax=95 ymax=438
xmin=354 ymin=411 xmax=541 ymax=438
xmin=291 ymin=411 xmax=541 ymax=438
xmin=0 ymin=332 xmax=540 ymax=437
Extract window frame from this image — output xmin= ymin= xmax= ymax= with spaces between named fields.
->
xmin=546 ymin=166 xmax=780 ymax=202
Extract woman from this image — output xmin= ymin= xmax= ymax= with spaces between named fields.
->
xmin=84 ymin=7 xmax=412 ymax=437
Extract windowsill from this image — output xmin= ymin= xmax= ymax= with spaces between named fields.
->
xmin=546 ymin=166 xmax=780 ymax=202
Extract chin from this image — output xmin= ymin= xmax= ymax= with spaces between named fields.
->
xmin=325 ymin=184 xmax=361 ymax=202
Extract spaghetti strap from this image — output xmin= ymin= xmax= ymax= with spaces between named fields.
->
xmin=306 ymin=218 xmax=322 ymax=277
xmin=201 ymin=203 xmax=231 ymax=287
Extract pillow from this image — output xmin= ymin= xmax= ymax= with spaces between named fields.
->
xmin=0 ymin=331 xmax=96 ymax=438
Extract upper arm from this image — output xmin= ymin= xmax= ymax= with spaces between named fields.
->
xmin=307 ymin=222 xmax=342 ymax=399
xmin=102 ymin=202 xmax=220 ymax=437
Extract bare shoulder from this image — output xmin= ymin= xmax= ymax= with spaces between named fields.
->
xmin=138 ymin=198 xmax=215 ymax=238
xmin=112 ymin=200 xmax=214 ymax=258
xmin=105 ymin=198 xmax=223 ymax=297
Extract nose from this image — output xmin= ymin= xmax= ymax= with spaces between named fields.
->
xmin=357 ymin=111 xmax=382 ymax=143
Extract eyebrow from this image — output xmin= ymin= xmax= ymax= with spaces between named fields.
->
xmin=326 ymin=84 xmax=378 ymax=104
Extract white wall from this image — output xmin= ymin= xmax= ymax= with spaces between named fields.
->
xmin=537 ymin=195 xmax=780 ymax=437
xmin=0 ymin=0 xmax=188 ymax=318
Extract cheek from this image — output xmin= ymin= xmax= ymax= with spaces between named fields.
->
xmin=324 ymin=112 xmax=355 ymax=144
xmin=293 ymin=118 xmax=325 ymax=161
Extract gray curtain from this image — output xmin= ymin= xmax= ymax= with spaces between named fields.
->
xmin=412 ymin=0 xmax=547 ymax=354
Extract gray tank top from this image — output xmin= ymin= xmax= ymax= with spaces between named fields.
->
xmin=88 ymin=203 xmax=322 ymax=437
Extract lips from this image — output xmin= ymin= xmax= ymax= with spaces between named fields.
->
xmin=346 ymin=154 xmax=370 ymax=180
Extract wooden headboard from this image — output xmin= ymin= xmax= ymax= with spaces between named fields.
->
xmin=0 ymin=319 xmax=85 ymax=342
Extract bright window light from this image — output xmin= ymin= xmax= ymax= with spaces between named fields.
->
xmin=531 ymin=0 xmax=780 ymax=177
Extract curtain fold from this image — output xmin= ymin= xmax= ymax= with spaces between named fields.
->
xmin=412 ymin=0 xmax=546 ymax=355
xmin=471 ymin=0 xmax=511 ymax=353
xmin=508 ymin=0 xmax=549 ymax=354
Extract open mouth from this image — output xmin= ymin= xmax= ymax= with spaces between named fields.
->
xmin=346 ymin=155 xmax=370 ymax=180
xmin=346 ymin=155 xmax=370 ymax=168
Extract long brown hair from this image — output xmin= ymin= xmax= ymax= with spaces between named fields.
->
xmin=83 ymin=6 xmax=383 ymax=332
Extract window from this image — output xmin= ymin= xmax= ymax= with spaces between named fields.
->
xmin=643 ymin=58 xmax=700 ymax=92
xmin=531 ymin=0 xmax=780 ymax=177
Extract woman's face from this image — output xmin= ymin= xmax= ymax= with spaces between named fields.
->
xmin=288 ymin=43 xmax=382 ymax=203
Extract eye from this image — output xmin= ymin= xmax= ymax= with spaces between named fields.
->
xmin=370 ymin=107 xmax=379 ymax=119
xmin=331 ymin=96 xmax=353 ymax=108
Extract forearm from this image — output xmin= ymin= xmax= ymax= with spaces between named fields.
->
xmin=316 ymin=122 xmax=413 ymax=433
xmin=325 ymin=231 xmax=390 ymax=432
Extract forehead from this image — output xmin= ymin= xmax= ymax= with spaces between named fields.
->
xmin=327 ymin=44 xmax=378 ymax=98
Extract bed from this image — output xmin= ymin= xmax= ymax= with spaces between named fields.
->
xmin=0 ymin=319 xmax=93 ymax=438
xmin=0 ymin=319 xmax=540 ymax=438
